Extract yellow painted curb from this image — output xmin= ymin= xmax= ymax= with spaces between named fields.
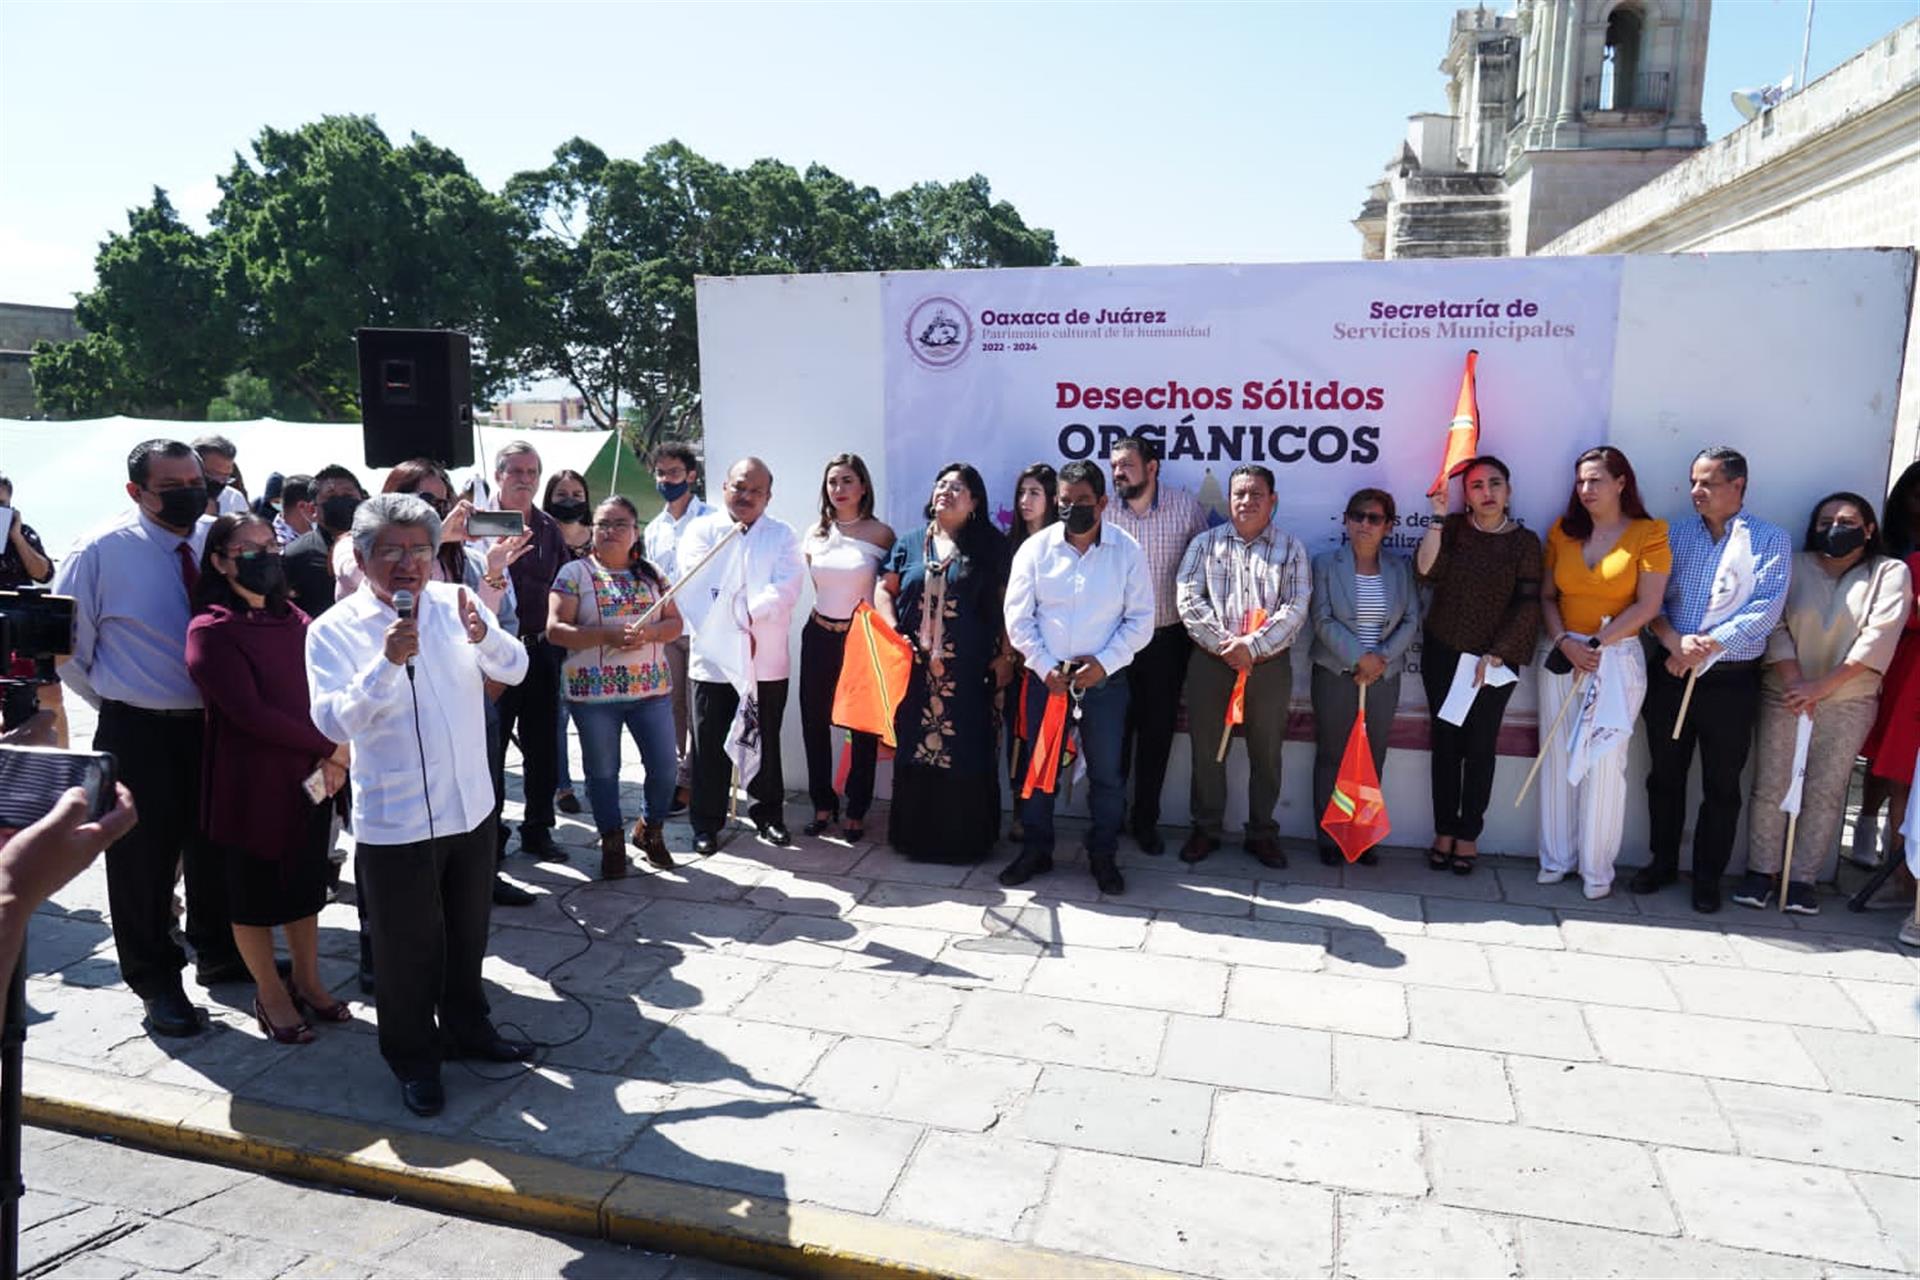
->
xmin=24 ymin=1060 xmax=1174 ymax=1280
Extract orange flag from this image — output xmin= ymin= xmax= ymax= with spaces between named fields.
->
xmin=1426 ymin=348 xmax=1480 ymax=497
xmin=1319 ymin=703 xmax=1390 ymax=862
xmin=832 ymin=601 xmax=913 ymax=749
xmin=1021 ymin=683 xmax=1072 ymax=798
xmin=1216 ymin=608 xmax=1269 ymax=762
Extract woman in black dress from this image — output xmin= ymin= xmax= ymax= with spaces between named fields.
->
xmin=878 ymin=463 xmax=1013 ymax=863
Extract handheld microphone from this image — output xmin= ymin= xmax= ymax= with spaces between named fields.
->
xmin=393 ymin=589 xmax=416 ymax=679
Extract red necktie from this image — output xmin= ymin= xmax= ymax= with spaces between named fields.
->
xmin=177 ymin=543 xmax=199 ymax=597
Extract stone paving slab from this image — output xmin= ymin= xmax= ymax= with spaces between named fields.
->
xmin=19 ymin=698 xmax=1920 ymax=1278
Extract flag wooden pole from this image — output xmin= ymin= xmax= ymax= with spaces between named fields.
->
xmin=1515 ymin=671 xmax=1587 ymax=807
xmin=1215 ymin=714 xmax=1234 ymax=764
xmin=1670 ymin=669 xmax=1698 ymax=741
xmin=1778 ymin=813 xmax=1799 ymax=912
xmin=637 ymin=521 xmax=746 ymax=625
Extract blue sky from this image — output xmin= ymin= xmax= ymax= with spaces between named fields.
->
xmin=2 ymin=0 xmax=1914 ymax=311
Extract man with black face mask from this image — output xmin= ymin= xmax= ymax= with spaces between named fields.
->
xmin=193 ymin=435 xmax=251 ymax=519
xmin=52 ymin=439 xmax=244 ymax=1037
xmin=284 ymin=465 xmax=366 ymax=620
xmin=1639 ymin=446 xmax=1791 ymax=913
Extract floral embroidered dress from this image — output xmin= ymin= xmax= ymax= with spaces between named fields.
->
xmin=887 ymin=522 xmax=1010 ymax=863
xmin=553 ymin=557 xmax=672 ymax=703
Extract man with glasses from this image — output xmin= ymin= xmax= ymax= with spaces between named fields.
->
xmin=1174 ymin=464 xmax=1311 ymax=868
xmin=306 ymin=494 xmax=533 ymax=1117
xmin=52 ymin=439 xmax=245 ymax=1037
xmin=674 ymin=457 xmax=804 ymax=855
xmin=488 ymin=441 xmax=570 ymax=862
xmin=1001 ymin=459 xmax=1155 ymax=895
xmin=1106 ymin=434 xmax=1211 ymax=854
xmin=642 ymin=444 xmax=710 ymax=813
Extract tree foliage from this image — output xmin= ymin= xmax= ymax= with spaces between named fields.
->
xmin=32 ymin=121 xmax=1070 ymax=428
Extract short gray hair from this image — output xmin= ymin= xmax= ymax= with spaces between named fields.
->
xmin=350 ymin=493 xmax=442 ymax=562
xmin=494 ymin=440 xmax=541 ymax=475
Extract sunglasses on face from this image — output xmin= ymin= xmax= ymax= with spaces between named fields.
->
xmin=1345 ymin=511 xmax=1388 ymax=527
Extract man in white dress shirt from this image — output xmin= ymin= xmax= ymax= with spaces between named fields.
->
xmin=305 ymin=494 xmax=531 ymax=1118
xmin=54 ymin=438 xmax=243 ymax=1037
xmin=1002 ymin=459 xmax=1155 ymax=895
xmin=642 ymin=443 xmax=711 ymax=811
xmin=675 ymin=457 xmax=804 ymax=855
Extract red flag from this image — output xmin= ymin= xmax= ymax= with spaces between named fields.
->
xmin=1319 ymin=704 xmax=1390 ymax=862
xmin=1021 ymin=684 xmax=1072 ymax=799
xmin=1427 ymin=349 xmax=1480 ymax=497
xmin=832 ymin=602 xmax=913 ymax=749
xmin=1217 ymin=608 xmax=1269 ymax=762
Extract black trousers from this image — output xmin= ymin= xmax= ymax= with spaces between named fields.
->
xmin=1642 ymin=653 xmax=1762 ymax=883
xmin=1121 ymin=623 xmax=1191 ymax=830
xmin=355 ymin=818 xmax=496 ymax=1082
xmin=691 ymin=678 xmax=790 ymax=833
xmin=92 ymin=701 xmax=235 ymax=998
xmin=798 ymin=619 xmax=876 ymax=820
xmin=1420 ymin=633 xmax=1519 ymax=842
xmin=493 ymin=637 xmax=559 ymax=837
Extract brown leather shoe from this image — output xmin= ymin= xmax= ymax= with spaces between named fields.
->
xmin=1245 ymin=835 xmax=1288 ymax=869
xmin=1179 ymin=831 xmax=1221 ymax=864
xmin=599 ymin=830 xmax=630 ymax=879
xmin=636 ymin=820 xmax=676 ymax=870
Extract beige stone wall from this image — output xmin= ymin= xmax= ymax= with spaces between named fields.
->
xmin=1539 ymin=19 xmax=1920 ymax=469
xmin=1506 ymin=148 xmax=1699 ymax=253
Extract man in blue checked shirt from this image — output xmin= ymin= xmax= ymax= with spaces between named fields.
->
xmin=1636 ymin=447 xmax=1790 ymax=913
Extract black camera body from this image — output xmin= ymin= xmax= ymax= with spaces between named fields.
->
xmin=0 ymin=587 xmax=76 ymax=732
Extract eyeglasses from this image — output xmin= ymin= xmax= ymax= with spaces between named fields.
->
xmin=372 ymin=545 xmax=436 ymax=565
xmin=1345 ymin=511 xmax=1389 ymax=527
xmin=233 ymin=548 xmax=280 ymax=561
xmin=594 ymin=520 xmax=636 ymax=533
xmin=932 ymin=481 xmax=970 ymax=495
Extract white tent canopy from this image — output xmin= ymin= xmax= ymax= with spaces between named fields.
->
xmin=0 ymin=416 xmax=614 ymax=558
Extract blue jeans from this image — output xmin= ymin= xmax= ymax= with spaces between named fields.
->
xmin=554 ymin=691 xmax=576 ymax=793
xmin=570 ymin=696 xmax=678 ymax=833
xmin=1016 ymin=671 xmax=1129 ymax=857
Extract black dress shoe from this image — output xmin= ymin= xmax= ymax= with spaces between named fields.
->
xmin=451 ymin=1034 xmax=535 ymax=1063
xmin=194 ymin=957 xmax=249 ymax=986
xmin=1691 ymin=882 xmax=1722 ymax=914
xmin=555 ymin=790 xmax=583 ymax=815
xmin=1133 ymin=824 xmax=1165 ymax=856
xmin=1629 ymin=865 xmax=1677 ymax=894
xmin=400 ymin=1077 xmax=445 ymax=1117
xmin=519 ymin=828 xmax=568 ymax=862
xmin=1318 ymin=846 xmax=1343 ymax=867
xmin=755 ymin=821 xmax=792 ymax=847
xmin=997 ymin=849 xmax=1054 ymax=886
xmin=1089 ymin=853 xmax=1126 ymax=896
xmin=1356 ymin=848 xmax=1379 ymax=866
xmin=1245 ymin=835 xmax=1289 ymax=869
xmin=492 ymin=876 xmax=536 ymax=907
xmin=143 ymin=990 xmax=204 ymax=1038
xmin=692 ymin=831 xmax=720 ymax=857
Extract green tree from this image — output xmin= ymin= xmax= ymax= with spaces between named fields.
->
xmin=29 ymin=189 xmax=235 ymax=418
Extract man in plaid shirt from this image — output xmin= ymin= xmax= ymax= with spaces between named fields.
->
xmin=1636 ymin=446 xmax=1789 ymax=912
xmin=1106 ymin=435 xmax=1211 ymax=854
xmin=1174 ymin=464 xmax=1312 ymax=867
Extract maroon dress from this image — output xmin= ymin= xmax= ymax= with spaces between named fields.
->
xmin=1864 ymin=552 xmax=1920 ymax=784
xmin=185 ymin=603 xmax=336 ymax=926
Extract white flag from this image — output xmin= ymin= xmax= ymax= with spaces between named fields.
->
xmin=1778 ymin=713 xmax=1814 ymax=816
xmin=702 ymin=539 xmax=762 ymax=788
xmin=1694 ymin=521 xmax=1756 ymax=675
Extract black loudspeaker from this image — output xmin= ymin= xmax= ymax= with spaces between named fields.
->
xmin=356 ymin=328 xmax=474 ymax=468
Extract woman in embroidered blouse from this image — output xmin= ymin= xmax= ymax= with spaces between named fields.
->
xmin=877 ymin=463 xmax=1012 ymax=863
xmin=1738 ymin=493 xmax=1910 ymax=914
xmin=1537 ymin=446 xmax=1670 ymax=899
xmin=547 ymin=496 xmax=683 ymax=878
xmin=799 ymin=454 xmax=895 ymax=841
xmin=1309 ymin=488 xmax=1419 ymax=868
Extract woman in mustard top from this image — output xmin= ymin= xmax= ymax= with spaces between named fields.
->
xmin=1536 ymin=447 xmax=1671 ymax=898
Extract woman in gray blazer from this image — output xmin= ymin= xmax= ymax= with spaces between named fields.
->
xmin=1309 ymin=488 xmax=1420 ymax=865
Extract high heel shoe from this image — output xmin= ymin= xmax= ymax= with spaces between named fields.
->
xmin=291 ymin=987 xmax=353 ymax=1024
xmin=842 ymin=821 xmax=865 ymax=843
xmin=254 ymin=996 xmax=315 ymax=1044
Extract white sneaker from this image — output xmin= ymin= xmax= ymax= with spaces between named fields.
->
xmin=1583 ymin=882 xmax=1612 ymax=900
xmin=1537 ymin=868 xmax=1568 ymax=885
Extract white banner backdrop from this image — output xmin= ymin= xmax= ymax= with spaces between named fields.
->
xmin=881 ymin=259 xmax=1625 ymax=713
xmin=0 ymin=416 xmax=613 ymax=558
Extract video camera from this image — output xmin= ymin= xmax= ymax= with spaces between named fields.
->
xmin=0 ymin=587 xmax=74 ymax=732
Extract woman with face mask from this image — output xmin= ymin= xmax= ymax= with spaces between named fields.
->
xmin=184 ymin=514 xmax=351 ymax=1045
xmin=542 ymin=471 xmax=593 ymax=814
xmin=1737 ymin=494 xmax=1911 ymax=915
xmin=1000 ymin=464 xmax=1058 ymax=842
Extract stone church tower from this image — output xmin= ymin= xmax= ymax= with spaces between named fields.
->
xmin=1357 ymin=1 xmax=1711 ymax=259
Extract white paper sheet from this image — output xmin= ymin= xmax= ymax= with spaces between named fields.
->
xmin=1436 ymin=652 xmax=1517 ymax=726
